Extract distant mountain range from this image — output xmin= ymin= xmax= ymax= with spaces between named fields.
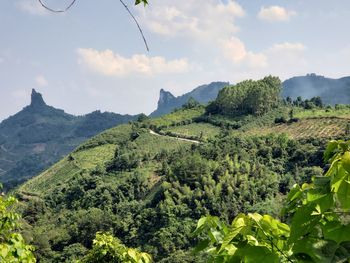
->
xmin=0 ymin=89 xmax=136 ymax=188
xmin=282 ymin=74 xmax=350 ymax=104
xmin=150 ymin=82 xmax=229 ymax=117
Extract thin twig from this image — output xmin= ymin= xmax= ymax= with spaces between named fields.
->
xmin=119 ymin=0 xmax=150 ymax=52
xmin=38 ymin=0 xmax=77 ymax=13
xmin=37 ymin=0 xmax=150 ymax=52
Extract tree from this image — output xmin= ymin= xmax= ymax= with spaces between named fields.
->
xmin=194 ymin=139 xmax=350 ymax=262
xmin=209 ymin=76 xmax=281 ymax=116
xmin=81 ymin=232 xmax=152 ymax=263
xmin=0 ymin=187 xmax=36 ymax=262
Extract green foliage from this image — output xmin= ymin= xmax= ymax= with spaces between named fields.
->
xmin=208 ymin=76 xmax=281 ymax=116
xmin=0 ymin=96 xmax=135 ymax=190
xmin=194 ymin=140 xmax=350 ymax=262
xmin=182 ymin=97 xmax=201 ymax=110
xmin=81 ymin=232 xmax=152 ymax=263
xmin=0 ymin=190 xmax=36 ymax=262
xmin=18 ymin=98 xmax=350 ymax=262
xmin=135 ymin=0 xmax=148 ymax=6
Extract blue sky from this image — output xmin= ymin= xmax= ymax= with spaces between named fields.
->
xmin=1 ymin=0 xmax=350 ymax=121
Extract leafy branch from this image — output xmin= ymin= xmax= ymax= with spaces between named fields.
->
xmin=194 ymin=139 xmax=350 ymax=262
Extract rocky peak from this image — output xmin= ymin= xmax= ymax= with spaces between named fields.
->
xmin=30 ymin=89 xmax=46 ymax=108
xmin=158 ymin=89 xmax=175 ymax=107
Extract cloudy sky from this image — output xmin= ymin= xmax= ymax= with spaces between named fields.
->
xmin=1 ymin=0 xmax=350 ymax=121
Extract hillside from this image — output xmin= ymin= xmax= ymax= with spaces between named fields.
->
xmin=150 ymin=81 xmax=229 ymax=117
xmin=0 ymin=89 xmax=136 ymax=189
xmin=17 ymin=77 xmax=350 ymax=262
xmin=282 ymin=73 xmax=350 ymax=105
xmin=17 ymin=107 xmax=334 ymax=261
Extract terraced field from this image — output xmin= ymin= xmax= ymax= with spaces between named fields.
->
xmin=236 ymin=117 xmax=349 ymax=139
xmin=19 ymin=144 xmax=115 ymax=195
xmin=294 ymin=108 xmax=350 ymax=119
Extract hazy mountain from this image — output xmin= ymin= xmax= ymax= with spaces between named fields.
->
xmin=282 ymin=73 xmax=350 ymax=104
xmin=150 ymin=81 xmax=229 ymax=117
xmin=0 ymin=89 xmax=136 ymax=188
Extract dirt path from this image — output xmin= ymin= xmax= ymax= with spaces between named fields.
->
xmin=149 ymin=130 xmax=200 ymax=144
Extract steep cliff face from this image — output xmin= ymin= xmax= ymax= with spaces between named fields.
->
xmin=282 ymin=74 xmax=350 ymax=104
xmin=150 ymin=81 xmax=229 ymax=117
xmin=0 ymin=90 xmax=136 ymax=189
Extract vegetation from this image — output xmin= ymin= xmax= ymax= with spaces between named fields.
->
xmin=17 ymin=122 xmax=330 ymax=261
xmin=194 ymin=140 xmax=350 ymax=262
xmin=81 ymin=232 xmax=152 ymax=263
xmin=4 ymin=76 xmax=350 ymax=262
xmin=0 ymin=185 xmax=35 ymax=262
xmin=207 ymin=76 xmax=281 ymax=116
xmin=0 ymin=90 xmax=136 ymax=190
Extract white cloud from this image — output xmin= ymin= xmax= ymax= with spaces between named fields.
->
xmin=221 ymin=37 xmax=268 ymax=68
xmin=16 ymin=0 xmax=48 ymax=15
xmin=77 ymin=48 xmax=191 ymax=77
xmin=270 ymin=42 xmax=305 ymax=52
xmin=35 ymin=75 xmax=48 ymax=87
xmin=138 ymin=0 xmax=244 ymax=39
xmin=0 ymin=57 xmax=4 ymax=64
xmin=258 ymin=6 xmax=296 ymax=22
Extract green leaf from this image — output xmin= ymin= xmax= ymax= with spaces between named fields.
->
xmin=135 ymin=0 xmax=148 ymax=6
xmin=336 ymin=174 xmax=350 ymax=210
xmin=242 ymin=246 xmax=279 ymax=263
xmin=324 ymin=140 xmax=339 ymax=162
xmin=193 ymin=239 xmax=211 ymax=254
xmin=322 ymin=221 xmax=350 ymax=244
xmin=289 ymin=204 xmax=321 ymax=244
xmin=219 ymin=225 xmax=245 ymax=253
xmin=287 ymin=184 xmax=302 ymax=202
xmin=293 ymin=238 xmax=338 ymax=263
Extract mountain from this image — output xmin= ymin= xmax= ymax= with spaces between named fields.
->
xmin=0 ymin=89 xmax=136 ymax=189
xmin=150 ymin=81 xmax=229 ymax=117
xmin=17 ymin=76 xmax=350 ymax=262
xmin=282 ymin=73 xmax=350 ymax=104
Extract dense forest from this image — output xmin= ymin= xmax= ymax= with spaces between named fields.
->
xmin=2 ymin=76 xmax=350 ymax=262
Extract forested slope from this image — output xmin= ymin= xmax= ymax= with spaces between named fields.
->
xmin=15 ymin=76 xmax=350 ymax=262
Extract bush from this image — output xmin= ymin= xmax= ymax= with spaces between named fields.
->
xmin=274 ymin=117 xmax=287 ymax=124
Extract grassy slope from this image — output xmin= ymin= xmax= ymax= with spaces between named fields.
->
xmin=235 ymin=117 xmax=349 ymax=139
xmin=18 ymin=111 xmax=197 ymax=196
xmin=163 ymin=123 xmax=221 ymax=140
xmin=18 ymin=107 xmax=350 ymax=196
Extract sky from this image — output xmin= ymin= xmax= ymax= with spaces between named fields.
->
xmin=1 ymin=0 xmax=350 ymax=121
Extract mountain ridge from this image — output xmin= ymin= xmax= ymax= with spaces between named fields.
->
xmin=0 ymin=89 xmax=137 ymax=188
xmin=150 ymin=81 xmax=229 ymax=117
xmin=282 ymin=73 xmax=350 ymax=104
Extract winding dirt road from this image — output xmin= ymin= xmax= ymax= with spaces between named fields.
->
xmin=149 ymin=130 xmax=200 ymax=144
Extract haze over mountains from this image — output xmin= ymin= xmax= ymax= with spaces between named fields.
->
xmin=283 ymin=74 xmax=350 ymax=104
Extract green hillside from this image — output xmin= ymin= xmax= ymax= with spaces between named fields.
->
xmin=15 ymin=77 xmax=350 ymax=262
xmin=0 ymin=90 xmax=136 ymax=190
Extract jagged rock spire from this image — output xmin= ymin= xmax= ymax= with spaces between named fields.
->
xmin=158 ymin=89 xmax=175 ymax=107
xmin=30 ymin=89 xmax=46 ymax=107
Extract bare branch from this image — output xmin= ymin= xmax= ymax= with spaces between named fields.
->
xmin=119 ymin=0 xmax=150 ymax=52
xmin=38 ymin=0 xmax=77 ymax=13
xmin=37 ymin=0 xmax=150 ymax=52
